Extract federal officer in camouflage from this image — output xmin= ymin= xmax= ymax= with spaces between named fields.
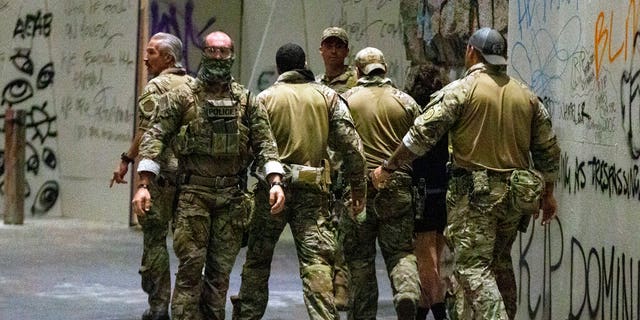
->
xmin=110 ymin=32 xmax=193 ymax=320
xmin=341 ymin=47 xmax=421 ymax=320
xmin=132 ymin=31 xmax=286 ymax=320
xmin=371 ymin=28 xmax=561 ymax=319
xmin=232 ymin=43 xmax=366 ymax=320
xmin=316 ymin=27 xmax=358 ymax=94
xmin=316 ymin=26 xmax=358 ymax=311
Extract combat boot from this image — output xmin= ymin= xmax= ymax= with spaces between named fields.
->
xmin=142 ymin=308 xmax=170 ymax=320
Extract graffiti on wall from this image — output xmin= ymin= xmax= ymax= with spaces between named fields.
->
xmin=519 ymin=218 xmax=640 ymax=319
xmin=1 ymin=0 xmax=137 ymax=217
xmin=512 ymin=0 xmax=640 ymax=318
xmin=149 ymin=0 xmax=217 ymax=74
xmin=0 ymin=9 xmax=59 ymax=216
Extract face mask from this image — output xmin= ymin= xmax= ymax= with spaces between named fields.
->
xmin=197 ymin=55 xmax=235 ymax=84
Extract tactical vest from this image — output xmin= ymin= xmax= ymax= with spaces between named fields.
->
xmin=175 ymin=82 xmax=251 ymax=163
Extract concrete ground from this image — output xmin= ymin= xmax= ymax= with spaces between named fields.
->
xmin=0 ymin=217 xmax=433 ymax=320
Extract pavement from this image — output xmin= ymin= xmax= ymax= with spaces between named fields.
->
xmin=0 ymin=216 xmax=427 ymax=320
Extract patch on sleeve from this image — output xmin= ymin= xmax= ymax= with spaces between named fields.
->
xmin=140 ymin=96 xmax=156 ymax=114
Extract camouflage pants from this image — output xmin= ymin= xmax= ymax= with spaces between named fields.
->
xmin=330 ymin=193 xmax=350 ymax=295
xmin=445 ymin=172 xmax=521 ymax=320
xmin=342 ymin=173 xmax=420 ymax=320
xmin=171 ymin=185 xmax=250 ymax=320
xmin=234 ymin=183 xmax=338 ymax=320
xmin=138 ymin=180 xmax=175 ymax=313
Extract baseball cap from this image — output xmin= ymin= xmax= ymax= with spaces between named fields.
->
xmin=321 ymin=27 xmax=349 ymax=45
xmin=355 ymin=47 xmax=387 ymax=75
xmin=468 ymin=27 xmax=507 ymax=65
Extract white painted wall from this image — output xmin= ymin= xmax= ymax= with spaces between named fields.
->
xmin=241 ymin=0 xmax=409 ymax=92
xmin=509 ymin=1 xmax=640 ymax=319
xmin=0 ymin=0 xmax=139 ymax=222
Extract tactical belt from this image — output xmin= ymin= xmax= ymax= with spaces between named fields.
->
xmin=449 ymin=167 xmax=510 ymax=179
xmin=448 ymin=166 xmax=511 ymax=195
xmin=179 ymin=173 xmax=240 ymax=188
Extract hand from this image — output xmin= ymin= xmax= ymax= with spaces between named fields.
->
xmin=538 ymin=192 xmax=557 ymax=225
xmin=370 ymin=166 xmax=391 ymax=190
xmin=109 ymin=161 xmax=129 ymax=188
xmin=269 ymin=185 xmax=285 ymax=215
xmin=132 ymin=186 xmax=151 ymax=217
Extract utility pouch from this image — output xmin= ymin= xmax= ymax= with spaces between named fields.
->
xmin=287 ymin=163 xmax=328 ymax=192
xmin=509 ymin=169 xmax=545 ymax=216
xmin=471 ymin=169 xmax=490 ymax=197
xmin=207 ymin=98 xmax=240 ymax=156
xmin=412 ymin=178 xmax=426 ymax=220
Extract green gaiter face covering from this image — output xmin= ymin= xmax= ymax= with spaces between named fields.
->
xmin=197 ymin=55 xmax=235 ymax=85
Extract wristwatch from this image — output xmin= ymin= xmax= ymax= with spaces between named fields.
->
xmin=121 ymin=152 xmax=134 ymax=164
xmin=270 ymin=181 xmax=286 ymax=188
xmin=381 ymin=159 xmax=396 ymax=173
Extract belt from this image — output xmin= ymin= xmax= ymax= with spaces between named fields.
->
xmin=448 ymin=167 xmax=511 ymax=178
xmin=179 ymin=173 xmax=240 ymax=188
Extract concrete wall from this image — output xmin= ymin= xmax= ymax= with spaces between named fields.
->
xmin=0 ymin=0 xmax=139 ymax=221
xmin=508 ymin=1 xmax=640 ymax=319
xmin=241 ymin=0 xmax=409 ymax=92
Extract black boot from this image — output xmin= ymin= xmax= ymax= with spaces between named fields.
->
xmin=142 ymin=308 xmax=170 ymax=320
xmin=431 ymin=302 xmax=448 ymax=320
xmin=415 ymin=307 xmax=429 ymax=320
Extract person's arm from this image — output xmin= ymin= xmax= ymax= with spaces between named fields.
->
xmin=110 ymin=82 xmax=159 ymax=187
xmin=131 ymin=169 xmax=155 ymax=217
xmin=538 ymin=182 xmax=557 ymax=225
xmin=326 ymin=94 xmax=367 ymax=217
xmin=266 ymin=172 xmax=285 ymax=214
xmin=530 ymin=97 xmax=561 ymax=225
xmin=370 ymin=143 xmax=419 ymax=189
xmin=248 ymin=93 xmax=286 ymax=214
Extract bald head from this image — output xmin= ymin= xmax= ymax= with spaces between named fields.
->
xmin=204 ymin=31 xmax=234 ymax=51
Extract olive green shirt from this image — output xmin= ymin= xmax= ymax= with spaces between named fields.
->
xmin=343 ymin=76 xmax=420 ymax=173
xmin=403 ymin=63 xmax=560 ymax=182
xmin=260 ymin=70 xmax=366 ymax=187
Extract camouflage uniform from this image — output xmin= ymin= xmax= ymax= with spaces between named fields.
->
xmin=234 ymin=70 xmax=366 ymax=320
xmin=138 ymin=78 xmax=284 ymax=320
xmin=402 ymin=63 xmax=560 ymax=319
xmin=316 ymin=65 xmax=358 ymax=307
xmin=136 ymin=67 xmax=193 ymax=315
xmin=316 ymin=66 xmax=358 ymax=94
xmin=341 ymin=75 xmax=422 ymax=319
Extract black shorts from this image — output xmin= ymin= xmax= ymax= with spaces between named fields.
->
xmin=414 ymin=191 xmax=447 ymax=234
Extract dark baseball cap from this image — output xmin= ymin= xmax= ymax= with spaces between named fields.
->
xmin=321 ymin=27 xmax=349 ymax=45
xmin=468 ymin=27 xmax=507 ymax=66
